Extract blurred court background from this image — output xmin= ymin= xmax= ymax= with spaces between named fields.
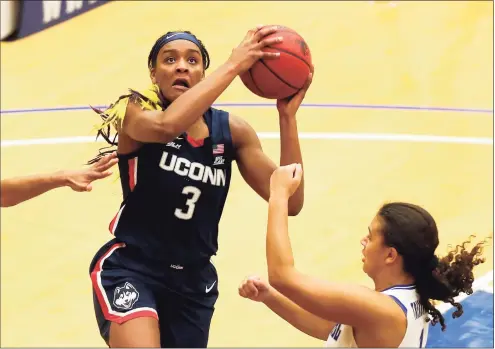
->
xmin=1 ymin=1 xmax=493 ymax=347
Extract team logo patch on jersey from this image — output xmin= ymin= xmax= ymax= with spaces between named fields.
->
xmin=212 ymin=144 xmax=224 ymax=155
xmin=166 ymin=141 xmax=181 ymax=150
xmin=113 ymin=282 xmax=139 ymax=310
xmin=213 ymin=156 xmax=225 ymax=166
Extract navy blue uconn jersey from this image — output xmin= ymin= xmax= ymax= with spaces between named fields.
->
xmin=108 ymin=107 xmax=233 ymax=265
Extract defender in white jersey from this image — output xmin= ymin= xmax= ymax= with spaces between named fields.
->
xmin=326 ymin=285 xmax=429 ymax=347
xmin=239 ymin=164 xmax=488 ymax=348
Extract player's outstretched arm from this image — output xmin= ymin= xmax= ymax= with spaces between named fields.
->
xmin=1 ymin=152 xmax=118 ymax=207
xmin=122 ymin=26 xmax=283 ymax=144
xmin=264 ymin=165 xmax=406 ymax=347
xmin=273 ymin=66 xmax=313 ymax=213
xmin=238 ymin=275 xmax=335 ymax=340
xmin=231 ymin=70 xmax=312 ymax=216
xmin=231 ymin=113 xmax=304 ymax=216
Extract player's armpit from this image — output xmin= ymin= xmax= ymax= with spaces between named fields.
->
xmin=121 ymin=101 xmax=179 ymax=144
xmin=269 ymin=269 xmax=406 ymax=338
xmin=230 ymin=114 xmax=277 ymax=203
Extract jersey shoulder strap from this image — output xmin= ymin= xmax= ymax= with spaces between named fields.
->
xmin=208 ymin=107 xmax=233 ymax=157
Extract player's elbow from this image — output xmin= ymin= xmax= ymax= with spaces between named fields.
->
xmin=268 ymin=268 xmax=293 ymax=293
xmin=151 ymin=118 xmax=182 ymax=143
xmin=288 ymin=206 xmax=302 ymax=216
xmin=160 ymin=120 xmax=182 ymax=140
xmin=270 ymin=277 xmax=294 ymax=297
xmin=1 ymin=196 xmax=17 ymax=208
xmin=124 ymin=119 xmax=178 ymax=144
xmin=288 ymin=199 xmax=304 ymax=216
xmin=268 ymin=274 xmax=285 ymax=291
xmin=0 ymin=183 xmax=16 ymax=207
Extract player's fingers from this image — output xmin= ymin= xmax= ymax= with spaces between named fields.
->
xmin=261 ymin=51 xmax=281 ymax=60
xmin=95 ymin=153 xmax=118 ymax=168
xmin=95 ymin=152 xmax=114 ymax=165
xmin=287 ymin=73 xmax=312 ymax=106
xmin=283 ymin=163 xmax=298 ymax=174
xmin=249 ymin=275 xmax=261 ymax=281
xmin=255 ymin=35 xmax=283 ymax=49
xmin=274 ymin=165 xmax=294 ymax=180
xmin=302 ymin=72 xmax=313 ymax=91
xmin=253 ymin=25 xmax=279 ymax=42
xmin=97 ymin=158 xmax=119 ymax=172
xmin=293 ymin=163 xmax=303 ymax=182
xmin=240 ymin=285 xmax=253 ymax=298
xmin=91 ymin=170 xmax=113 ymax=180
xmin=289 ymin=73 xmax=313 ymax=104
xmin=244 ymin=26 xmax=261 ymax=41
xmin=252 ymin=279 xmax=268 ymax=291
xmin=107 ymin=151 xmax=118 ymax=161
xmin=246 ymin=280 xmax=259 ymax=297
xmin=72 ymin=183 xmax=87 ymax=192
xmin=238 ymin=285 xmax=247 ymax=298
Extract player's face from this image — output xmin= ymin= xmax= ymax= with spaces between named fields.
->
xmin=150 ymin=40 xmax=205 ymax=102
xmin=361 ymin=216 xmax=391 ymax=278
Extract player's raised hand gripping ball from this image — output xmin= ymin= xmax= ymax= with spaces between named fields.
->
xmin=228 ymin=25 xmax=283 ymax=75
xmin=240 ymin=25 xmax=312 ymax=100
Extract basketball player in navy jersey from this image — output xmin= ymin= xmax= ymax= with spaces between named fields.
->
xmin=87 ymin=26 xmax=312 ymax=348
xmin=1 ymin=152 xmax=117 ymax=207
xmin=239 ymin=164 xmax=487 ymax=347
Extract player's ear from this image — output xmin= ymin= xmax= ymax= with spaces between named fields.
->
xmin=385 ymin=246 xmax=399 ymax=265
xmin=150 ymin=67 xmax=157 ymax=84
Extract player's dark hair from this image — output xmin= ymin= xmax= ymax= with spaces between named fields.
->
xmin=86 ymin=30 xmax=211 ymax=165
xmin=377 ymin=202 xmax=489 ymax=331
xmin=148 ymin=30 xmax=210 ymax=70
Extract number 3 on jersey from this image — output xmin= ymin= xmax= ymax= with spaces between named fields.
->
xmin=174 ymin=186 xmax=202 ymax=220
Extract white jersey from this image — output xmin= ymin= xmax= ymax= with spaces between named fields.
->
xmin=325 ymin=284 xmax=429 ymax=348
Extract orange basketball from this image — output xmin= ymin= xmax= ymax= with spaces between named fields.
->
xmin=240 ymin=26 xmax=312 ymax=100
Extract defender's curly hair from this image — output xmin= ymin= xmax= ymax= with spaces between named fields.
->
xmin=425 ymin=236 xmax=489 ymax=330
xmin=378 ymin=202 xmax=490 ymax=331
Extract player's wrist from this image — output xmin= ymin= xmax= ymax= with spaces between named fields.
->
xmin=51 ymin=170 xmax=70 ymax=187
xmin=269 ymin=190 xmax=290 ymax=202
xmin=261 ymin=286 xmax=276 ymax=304
xmin=221 ymin=59 xmax=242 ymax=77
xmin=278 ymin=111 xmax=296 ymax=120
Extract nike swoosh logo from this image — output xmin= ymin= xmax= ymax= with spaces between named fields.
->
xmin=205 ymin=280 xmax=216 ymax=293
xmin=165 ymin=33 xmax=179 ymax=40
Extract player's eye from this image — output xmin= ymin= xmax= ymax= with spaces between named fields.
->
xmin=188 ymin=57 xmax=197 ymax=64
xmin=166 ymin=57 xmax=175 ymax=63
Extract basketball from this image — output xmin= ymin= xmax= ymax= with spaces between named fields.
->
xmin=240 ymin=25 xmax=312 ymax=100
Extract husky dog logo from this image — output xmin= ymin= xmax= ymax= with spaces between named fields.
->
xmin=113 ymin=282 xmax=139 ymax=310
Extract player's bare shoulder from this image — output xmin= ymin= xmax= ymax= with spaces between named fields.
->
xmin=118 ymin=100 xmax=145 ymax=154
xmin=228 ymin=113 xmax=259 ymax=151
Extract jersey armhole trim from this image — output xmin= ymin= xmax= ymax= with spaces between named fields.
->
xmin=220 ymin=111 xmax=233 ymax=148
xmin=117 ymin=146 xmax=144 ymax=160
xmin=388 ymin=295 xmax=408 ymax=316
xmin=388 ymin=295 xmax=408 ymax=348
